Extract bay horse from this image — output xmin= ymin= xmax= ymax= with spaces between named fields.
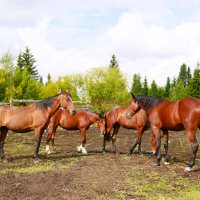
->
xmin=0 ymin=90 xmax=75 ymax=161
xmin=126 ymin=94 xmax=200 ymax=171
xmin=46 ymin=109 xmax=105 ymax=154
xmin=102 ymin=106 xmax=148 ymax=155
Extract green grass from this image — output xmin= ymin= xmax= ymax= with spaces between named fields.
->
xmin=112 ymin=166 xmax=200 ymax=200
xmin=0 ymin=158 xmax=77 ymax=174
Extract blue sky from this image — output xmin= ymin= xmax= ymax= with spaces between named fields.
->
xmin=1 ymin=0 xmax=200 ymax=85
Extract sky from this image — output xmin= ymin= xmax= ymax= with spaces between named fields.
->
xmin=0 ymin=0 xmax=200 ymax=86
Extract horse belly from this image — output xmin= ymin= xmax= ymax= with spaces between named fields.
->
xmin=3 ymin=116 xmax=33 ymax=132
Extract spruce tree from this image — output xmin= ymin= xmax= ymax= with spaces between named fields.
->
xmin=17 ymin=47 xmax=40 ymax=79
xmin=131 ymin=74 xmax=142 ymax=94
xmin=165 ymin=77 xmax=171 ymax=97
xmin=143 ymin=76 xmax=148 ymax=95
xmin=109 ymin=54 xmax=119 ymax=69
xmin=188 ymin=67 xmax=200 ymax=98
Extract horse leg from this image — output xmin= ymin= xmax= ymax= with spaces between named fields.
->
xmin=152 ymin=128 xmax=162 ymax=166
xmin=163 ymin=130 xmax=170 ymax=165
xmin=77 ymin=128 xmax=87 ymax=154
xmin=129 ymin=128 xmax=143 ymax=155
xmin=34 ymin=129 xmax=44 ymax=160
xmin=46 ymin=128 xmax=56 ymax=154
xmin=111 ymin=124 xmax=120 ymax=154
xmin=0 ymin=127 xmax=8 ymax=162
xmin=102 ymin=135 xmax=106 ymax=154
xmin=185 ymin=130 xmax=199 ymax=172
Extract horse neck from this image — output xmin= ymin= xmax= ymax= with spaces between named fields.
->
xmin=47 ymin=98 xmax=61 ymax=118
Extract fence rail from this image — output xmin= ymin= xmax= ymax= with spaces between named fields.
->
xmin=0 ymin=100 xmax=91 ymax=111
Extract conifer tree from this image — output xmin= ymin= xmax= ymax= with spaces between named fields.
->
xmin=17 ymin=47 xmax=40 ymax=79
xmin=131 ymin=74 xmax=142 ymax=94
xmin=109 ymin=54 xmax=119 ymax=69
xmin=143 ymin=76 xmax=148 ymax=95
xmin=165 ymin=77 xmax=171 ymax=97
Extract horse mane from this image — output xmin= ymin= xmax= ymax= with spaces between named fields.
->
xmin=134 ymin=95 xmax=163 ymax=109
xmin=35 ymin=91 xmax=72 ymax=110
xmin=34 ymin=94 xmax=60 ymax=109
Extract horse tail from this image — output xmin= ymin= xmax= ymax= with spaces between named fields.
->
xmin=104 ymin=112 xmax=112 ymax=141
xmin=144 ymin=113 xmax=150 ymax=131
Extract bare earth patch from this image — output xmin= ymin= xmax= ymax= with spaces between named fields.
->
xmin=0 ymin=127 xmax=199 ymax=200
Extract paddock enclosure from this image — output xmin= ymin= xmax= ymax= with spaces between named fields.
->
xmin=0 ymin=127 xmax=199 ymax=200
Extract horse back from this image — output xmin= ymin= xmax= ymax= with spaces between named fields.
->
xmin=106 ymin=106 xmax=147 ymax=129
xmin=151 ymin=97 xmax=200 ymax=130
xmin=55 ymin=109 xmax=91 ymax=130
xmin=0 ymin=105 xmax=46 ymax=131
xmin=179 ymin=97 xmax=200 ymax=128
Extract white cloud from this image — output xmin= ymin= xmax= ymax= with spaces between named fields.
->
xmin=1 ymin=1 xmax=200 ymax=87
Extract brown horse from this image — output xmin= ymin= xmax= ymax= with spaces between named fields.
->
xmin=0 ymin=90 xmax=75 ymax=161
xmin=126 ymin=94 xmax=200 ymax=171
xmin=46 ymin=109 xmax=105 ymax=154
xmin=102 ymin=106 xmax=148 ymax=154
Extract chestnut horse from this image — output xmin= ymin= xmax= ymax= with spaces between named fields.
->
xmin=46 ymin=109 xmax=105 ymax=154
xmin=102 ymin=106 xmax=148 ymax=154
xmin=126 ymin=94 xmax=200 ymax=171
xmin=0 ymin=90 xmax=75 ymax=161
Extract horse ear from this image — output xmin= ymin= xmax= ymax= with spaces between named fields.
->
xmin=131 ymin=93 xmax=135 ymax=99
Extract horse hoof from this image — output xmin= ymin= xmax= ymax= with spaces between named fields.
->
xmin=33 ymin=157 xmax=41 ymax=163
xmin=184 ymin=167 xmax=192 ymax=172
xmin=77 ymin=145 xmax=82 ymax=152
xmin=164 ymin=162 xmax=170 ymax=165
xmin=81 ymin=147 xmax=87 ymax=155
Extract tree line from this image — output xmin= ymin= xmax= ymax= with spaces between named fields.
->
xmin=0 ymin=47 xmax=200 ymax=112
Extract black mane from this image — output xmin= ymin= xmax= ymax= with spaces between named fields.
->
xmin=35 ymin=91 xmax=72 ymax=109
xmin=134 ymin=95 xmax=163 ymax=109
xmin=35 ymin=94 xmax=60 ymax=109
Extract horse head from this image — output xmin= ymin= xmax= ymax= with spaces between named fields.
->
xmin=59 ymin=89 xmax=76 ymax=115
xmin=97 ymin=114 xmax=106 ymax=136
xmin=126 ymin=93 xmax=141 ymax=119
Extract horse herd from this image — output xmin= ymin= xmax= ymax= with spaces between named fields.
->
xmin=0 ymin=90 xmax=199 ymax=172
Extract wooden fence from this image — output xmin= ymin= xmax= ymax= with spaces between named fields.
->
xmin=0 ymin=100 xmax=91 ymax=111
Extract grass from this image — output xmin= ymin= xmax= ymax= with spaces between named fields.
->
xmin=112 ymin=166 xmax=200 ymax=200
xmin=0 ymin=157 xmax=77 ymax=174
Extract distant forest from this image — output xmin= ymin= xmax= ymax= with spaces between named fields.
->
xmin=0 ymin=47 xmax=200 ymax=112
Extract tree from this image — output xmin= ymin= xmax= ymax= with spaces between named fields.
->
xmin=17 ymin=47 xmax=40 ymax=79
xmin=0 ymin=51 xmax=15 ymax=100
xmin=188 ymin=67 xmax=200 ymax=98
xmin=85 ymin=67 xmax=129 ymax=112
xmin=164 ymin=77 xmax=171 ymax=97
xmin=12 ymin=67 xmax=42 ymax=100
xmin=169 ymin=81 xmax=188 ymax=100
xmin=178 ymin=63 xmax=188 ymax=86
xmin=142 ymin=76 xmax=149 ymax=95
xmin=131 ymin=74 xmax=142 ymax=94
xmin=149 ymin=80 xmax=158 ymax=96
xmin=109 ymin=54 xmax=119 ymax=69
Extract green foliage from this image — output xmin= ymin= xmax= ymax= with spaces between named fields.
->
xmin=131 ymin=74 xmax=143 ymax=94
xmin=0 ymin=51 xmax=15 ymax=100
xmin=17 ymin=46 xmax=40 ymax=79
xmin=165 ymin=77 xmax=171 ymax=97
xmin=149 ymin=80 xmax=158 ymax=96
xmin=56 ymin=76 xmax=79 ymax=100
xmin=143 ymin=76 xmax=149 ymax=95
xmin=109 ymin=54 xmax=119 ymax=69
xmin=169 ymin=81 xmax=188 ymax=100
xmin=85 ymin=67 xmax=129 ymax=112
xmin=187 ymin=67 xmax=200 ymax=98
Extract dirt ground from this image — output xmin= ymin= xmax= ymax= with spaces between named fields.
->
xmin=0 ymin=127 xmax=200 ymax=200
